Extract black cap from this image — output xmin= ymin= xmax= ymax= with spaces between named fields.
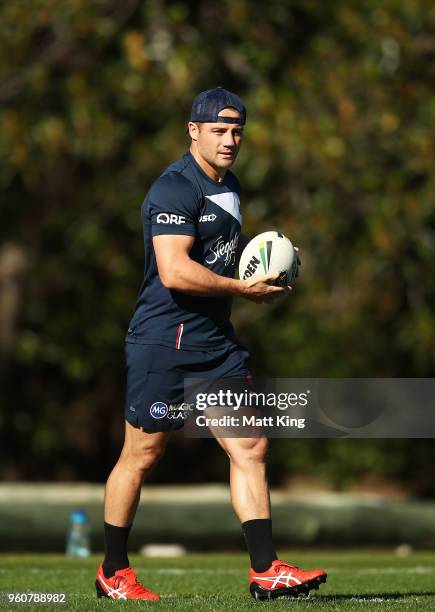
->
xmin=190 ymin=87 xmax=246 ymax=125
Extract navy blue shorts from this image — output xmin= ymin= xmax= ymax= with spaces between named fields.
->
xmin=124 ymin=342 xmax=251 ymax=432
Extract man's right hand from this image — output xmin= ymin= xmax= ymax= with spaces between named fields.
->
xmin=239 ymin=273 xmax=292 ymax=304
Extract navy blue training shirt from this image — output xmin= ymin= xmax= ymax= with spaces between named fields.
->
xmin=126 ymin=152 xmax=242 ymax=350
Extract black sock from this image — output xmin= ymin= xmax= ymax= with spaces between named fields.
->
xmin=242 ymin=518 xmax=277 ymax=572
xmin=102 ymin=522 xmax=131 ymax=578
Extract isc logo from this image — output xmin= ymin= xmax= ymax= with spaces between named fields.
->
xmin=150 ymin=402 xmax=168 ymax=419
xmin=242 ymin=255 xmax=260 ymax=279
xmin=156 ymin=213 xmax=186 ymax=224
xmin=199 ymin=214 xmax=217 ymax=222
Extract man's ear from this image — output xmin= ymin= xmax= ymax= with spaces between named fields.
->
xmin=188 ymin=121 xmax=199 ymax=141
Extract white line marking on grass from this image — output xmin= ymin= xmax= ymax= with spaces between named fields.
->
xmin=347 ymin=598 xmax=409 ymax=603
xmin=139 ymin=566 xmax=435 ymax=576
xmin=329 ymin=566 xmax=435 ymax=575
xmin=145 ymin=568 xmax=241 ymax=575
xmin=358 ymin=566 xmax=434 ymax=575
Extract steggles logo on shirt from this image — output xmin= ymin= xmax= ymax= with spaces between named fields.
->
xmin=205 ymin=234 xmax=239 ymax=267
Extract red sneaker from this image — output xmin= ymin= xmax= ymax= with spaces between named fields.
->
xmin=249 ymin=559 xmax=327 ymax=600
xmin=95 ymin=564 xmax=160 ymax=600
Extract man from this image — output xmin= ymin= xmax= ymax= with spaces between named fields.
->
xmin=95 ymin=87 xmax=327 ymax=601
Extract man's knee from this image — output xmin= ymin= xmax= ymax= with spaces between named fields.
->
xmin=121 ymin=441 xmax=166 ymax=475
xmin=229 ymin=437 xmax=268 ymax=466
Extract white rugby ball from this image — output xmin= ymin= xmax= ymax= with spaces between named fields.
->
xmin=239 ymin=231 xmax=298 ymax=287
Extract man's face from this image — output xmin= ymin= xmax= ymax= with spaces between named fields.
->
xmin=189 ymin=107 xmax=244 ymax=172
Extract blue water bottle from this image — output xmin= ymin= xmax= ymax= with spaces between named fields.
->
xmin=66 ymin=509 xmax=91 ymax=557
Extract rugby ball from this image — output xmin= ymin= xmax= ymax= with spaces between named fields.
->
xmin=239 ymin=231 xmax=298 ymax=287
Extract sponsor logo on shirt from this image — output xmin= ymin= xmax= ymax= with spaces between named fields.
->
xmin=156 ymin=213 xmax=186 ymax=224
xmin=199 ymin=214 xmax=217 ymax=222
xmin=206 ymin=234 xmax=239 ymax=267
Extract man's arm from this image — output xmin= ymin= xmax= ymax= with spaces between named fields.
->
xmin=153 ymin=234 xmax=287 ymax=304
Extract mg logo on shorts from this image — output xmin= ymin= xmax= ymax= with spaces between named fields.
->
xmin=150 ymin=402 xmax=168 ymax=419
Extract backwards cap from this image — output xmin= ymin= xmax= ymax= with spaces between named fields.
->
xmin=190 ymin=87 xmax=246 ymax=125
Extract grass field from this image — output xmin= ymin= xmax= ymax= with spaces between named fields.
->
xmin=0 ymin=551 xmax=434 ymax=611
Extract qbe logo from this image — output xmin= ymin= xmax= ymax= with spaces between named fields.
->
xmin=156 ymin=213 xmax=185 ymax=225
xmin=150 ymin=402 xmax=168 ymax=419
